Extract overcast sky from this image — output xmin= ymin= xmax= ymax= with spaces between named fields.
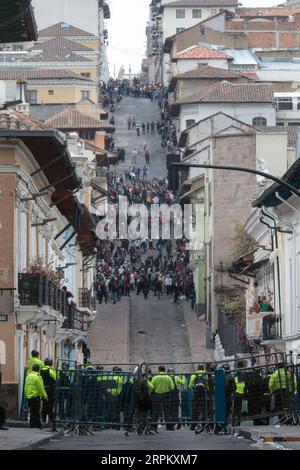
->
xmin=107 ymin=0 xmax=280 ymax=76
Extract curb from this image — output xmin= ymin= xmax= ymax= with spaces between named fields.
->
xmin=13 ymin=431 xmax=64 ymax=450
xmin=181 ymin=303 xmax=194 ymax=365
xmin=238 ymin=428 xmax=300 ymax=443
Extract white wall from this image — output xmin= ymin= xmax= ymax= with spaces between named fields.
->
xmin=176 ymin=58 xmax=228 ymax=74
xmin=179 ymin=102 xmax=276 ymax=133
xmin=32 ymin=0 xmax=99 ymax=35
xmin=161 ymin=5 xmax=236 ymax=40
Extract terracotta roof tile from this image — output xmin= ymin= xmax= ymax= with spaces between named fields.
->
xmin=237 ymin=7 xmax=300 ymax=17
xmin=174 ymin=65 xmax=249 ymax=79
xmin=164 ymin=0 xmax=238 ymax=6
xmin=30 ymin=37 xmax=94 ymax=53
xmin=0 ymin=68 xmax=93 ymax=81
xmin=45 ymin=108 xmax=114 ymax=131
xmin=176 ymin=46 xmax=232 ymax=60
xmin=38 ymin=22 xmax=95 ymax=37
xmin=0 ymin=110 xmax=51 ymax=131
xmin=24 ymin=49 xmax=93 ymax=63
xmin=176 ymin=81 xmax=274 ymax=104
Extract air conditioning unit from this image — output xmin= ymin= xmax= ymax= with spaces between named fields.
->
xmin=288 ymin=15 xmax=295 ymax=22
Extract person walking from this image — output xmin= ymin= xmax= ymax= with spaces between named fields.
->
xmin=142 ymin=122 xmax=146 ymax=135
xmin=132 ymin=116 xmax=136 ymax=128
xmin=136 ymin=122 xmax=141 ymax=136
xmin=151 ymin=121 xmax=155 ymax=134
xmin=150 ymin=366 xmax=175 ymax=430
xmin=132 ymin=148 xmax=138 ymax=164
xmin=127 ymin=116 xmax=132 ymax=130
xmin=144 ymin=149 xmax=150 ymax=165
xmin=146 ymin=122 xmax=150 ymax=134
xmin=25 ymin=364 xmax=48 ymax=428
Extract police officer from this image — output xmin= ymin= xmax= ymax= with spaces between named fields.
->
xmin=232 ymin=361 xmax=246 ymax=426
xmin=268 ymin=362 xmax=294 ymax=414
xmin=167 ymin=369 xmax=186 ymax=430
xmin=40 ymin=358 xmax=56 ymax=423
xmin=150 ymin=365 xmax=174 ymax=430
xmin=189 ymin=364 xmax=208 ymax=431
xmin=25 ymin=364 xmax=48 ymax=428
xmin=26 ymin=350 xmax=44 ymax=376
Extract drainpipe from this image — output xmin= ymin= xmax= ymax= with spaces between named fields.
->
xmin=261 ymin=207 xmax=283 ymax=340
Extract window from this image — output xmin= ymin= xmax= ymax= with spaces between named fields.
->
xmin=176 ymin=9 xmax=185 ymax=18
xmin=48 ymin=90 xmax=54 ymax=95
xmin=211 ymin=8 xmax=218 ymax=15
xmin=186 ymin=119 xmax=195 ymax=128
xmin=200 ymin=25 xmax=205 ymax=35
xmin=27 ymin=90 xmax=37 ymax=104
xmin=80 ymin=90 xmax=90 ymax=100
xmin=192 ymin=9 xmax=202 ymax=18
xmin=176 ymin=28 xmax=185 ymax=33
xmin=252 ymin=117 xmax=267 ymax=126
xmin=275 ymin=97 xmax=293 ymax=111
xmin=80 ymin=130 xmax=95 ymax=140
xmin=81 ymin=72 xmax=91 ymax=78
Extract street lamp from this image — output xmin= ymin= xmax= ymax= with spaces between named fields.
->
xmin=170 ymin=162 xmax=300 ymax=199
xmin=171 ymin=161 xmax=300 ymax=342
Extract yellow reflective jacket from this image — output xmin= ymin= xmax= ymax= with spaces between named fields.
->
xmin=268 ymin=368 xmax=293 ymax=393
xmin=151 ymin=373 xmax=175 ymax=394
xmin=25 ymin=371 xmax=48 ymax=400
xmin=26 ymin=357 xmax=44 ymax=376
xmin=234 ymin=376 xmax=246 ymax=395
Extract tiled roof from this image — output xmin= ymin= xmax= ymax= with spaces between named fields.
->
xmin=0 ymin=69 xmax=93 ymax=81
xmin=38 ymin=22 xmax=95 ymax=37
xmin=30 ymin=37 xmax=94 ymax=53
xmin=23 ymin=49 xmax=93 ymax=63
xmin=164 ymin=0 xmax=238 ymax=6
xmin=176 ymin=81 xmax=274 ymax=104
xmin=175 ymin=65 xmax=249 ymax=79
xmin=237 ymin=7 xmax=300 ymax=17
xmin=0 ymin=110 xmax=50 ymax=131
xmin=258 ymin=125 xmax=300 ymax=148
xmin=45 ymin=108 xmax=114 ymax=130
xmin=176 ymin=46 xmax=232 ymax=60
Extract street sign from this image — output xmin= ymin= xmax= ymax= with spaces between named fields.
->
xmin=0 ymin=315 xmax=8 ymax=321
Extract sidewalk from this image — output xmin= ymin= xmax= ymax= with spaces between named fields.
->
xmin=238 ymin=425 xmax=300 ymax=443
xmin=182 ymin=301 xmax=214 ymax=366
xmin=88 ymin=297 xmax=130 ymax=365
xmin=0 ymin=427 xmax=62 ymax=450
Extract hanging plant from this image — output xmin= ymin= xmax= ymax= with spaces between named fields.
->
xmin=24 ymin=257 xmax=65 ymax=288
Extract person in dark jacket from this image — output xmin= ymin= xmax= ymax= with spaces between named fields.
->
xmin=41 ymin=358 xmax=57 ymax=423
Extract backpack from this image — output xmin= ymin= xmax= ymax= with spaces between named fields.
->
xmin=193 ymin=373 xmax=207 ymax=396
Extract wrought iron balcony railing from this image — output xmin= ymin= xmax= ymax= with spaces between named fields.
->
xmin=18 ymin=273 xmax=87 ymax=332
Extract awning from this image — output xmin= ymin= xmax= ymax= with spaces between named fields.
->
xmin=0 ymin=1 xmax=38 ymax=43
xmin=0 ymin=129 xmax=81 ymax=194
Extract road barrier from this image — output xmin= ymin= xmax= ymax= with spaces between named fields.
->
xmin=19 ymin=356 xmax=300 ymax=434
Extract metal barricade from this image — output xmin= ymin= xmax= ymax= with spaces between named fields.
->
xmin=142 ymin=358 xmax=299 ymax=434
xmin=53 ymin=364 xmax=139 ymax=432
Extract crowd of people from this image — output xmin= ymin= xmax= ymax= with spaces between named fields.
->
xmin=21 ymin=350 xmax=297 ymax=432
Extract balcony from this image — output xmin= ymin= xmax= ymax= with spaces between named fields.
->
xmin=246 ymin=312 xmax=278 ymax=341
xmin=18 ymin=273 xmax=87 ymax=331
